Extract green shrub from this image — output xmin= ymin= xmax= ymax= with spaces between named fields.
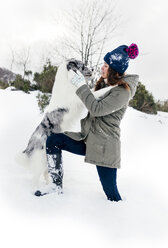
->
xmin=11 ymin=75 xmax=31 ymax=93
xmin=129 ymin=82 xmax=157 ymax=115
xmin=36 ymin=92 xmax=51 ymax=113
xmin=0 ymin=80 xmax=9 ymax=89
xmin=156 ymin=100 xmax=168 ymax=112
xmin=33 ymin=60 xmax=57 ymax=93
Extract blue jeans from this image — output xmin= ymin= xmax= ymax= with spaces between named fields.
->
xmin=46 ymin=133 xmax=122 ymax=201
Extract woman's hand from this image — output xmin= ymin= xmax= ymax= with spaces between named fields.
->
xmin=68 ymin=69 xmax=86 ymax=89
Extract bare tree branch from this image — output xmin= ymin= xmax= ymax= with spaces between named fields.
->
xmin=9 ymin=47 xmax=15 ymax=72
xmin=15 ymin=47 xmax=31 ymax=79
xmin=52 ymin=0 xmax=123 ymax=68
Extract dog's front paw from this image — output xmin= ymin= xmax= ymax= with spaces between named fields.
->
xmin=34 ymin=183 xmax=63 ymax=197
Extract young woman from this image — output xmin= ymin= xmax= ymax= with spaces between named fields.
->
xmin=35 ymin=43 xmax=139 ymax=201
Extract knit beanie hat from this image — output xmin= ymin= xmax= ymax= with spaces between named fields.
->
xmin=104 ymin=43 xmax=139 ymax=74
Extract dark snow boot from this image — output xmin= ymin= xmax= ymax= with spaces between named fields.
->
xmin=34 ymin=153 xmax=63 ymax=197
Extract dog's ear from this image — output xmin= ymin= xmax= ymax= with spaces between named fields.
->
xmin=67 ymin=61 xmax=78 ymax=72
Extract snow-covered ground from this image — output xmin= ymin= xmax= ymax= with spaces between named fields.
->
xmin=0 ymin=88 xmax=168 ymax=248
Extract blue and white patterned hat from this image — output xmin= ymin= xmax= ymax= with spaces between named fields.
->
xmin=104 ymin=44 xmax=139 ymax=74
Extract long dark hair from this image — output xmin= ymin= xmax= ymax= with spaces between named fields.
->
xmin=94 ymin=66 xmax=130 ymax=91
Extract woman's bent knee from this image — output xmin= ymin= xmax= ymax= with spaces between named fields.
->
xmin=46 ymin=133 xmax=63 ymax=154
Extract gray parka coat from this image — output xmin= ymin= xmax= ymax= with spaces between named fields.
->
xmin=64 ymin=74 xmax=139 ymax=168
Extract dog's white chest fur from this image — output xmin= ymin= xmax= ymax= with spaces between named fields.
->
xmin=46 ymin=62 xmax=115 ymax=131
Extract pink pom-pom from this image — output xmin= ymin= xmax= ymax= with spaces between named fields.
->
xmin=125 ymin=43 xmax=139 ymax=59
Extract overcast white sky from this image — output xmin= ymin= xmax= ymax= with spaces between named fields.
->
xmin=0 ymin=0 xmax=168 ymax=100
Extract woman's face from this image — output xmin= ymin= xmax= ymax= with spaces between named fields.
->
xmin=101 ymin=62 xmax=109 ymax=79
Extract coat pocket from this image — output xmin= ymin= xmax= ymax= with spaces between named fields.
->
xmin=103 ymin=137 xmax=121 ymax=166
xmin=85 ymin=130 xmax=105 ymax=163
xmin=85 ymin=142 xmax=104 ymax=163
